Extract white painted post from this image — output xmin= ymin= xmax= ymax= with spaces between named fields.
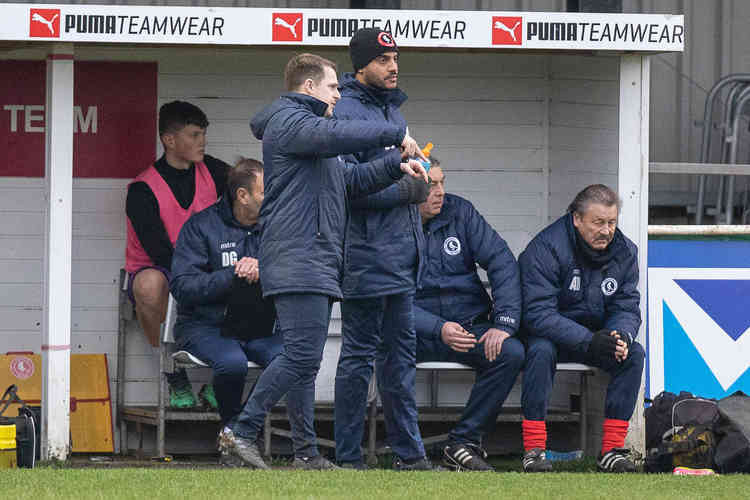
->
xmin=42 ymin=43 xmax=74 ymax=461
xmin=618 ymin=54 xmax=650 ymax=455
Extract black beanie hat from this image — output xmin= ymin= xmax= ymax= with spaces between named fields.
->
xmin=349 ymin=28 xmax=399 ymax=72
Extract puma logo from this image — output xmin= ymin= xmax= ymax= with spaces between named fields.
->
xmin=32 ymin=12 xmax=58 ymax=35
xmin=494 ymin=20 xmax=520 ymax=42
xmin=274 ymin=17 xmax=301 ymax=38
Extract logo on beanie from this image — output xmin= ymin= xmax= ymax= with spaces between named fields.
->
xmin=272 ymin=13 xmax=303 ymax=42
xmin=443 ymin=237 xmax=461 ymax=256
xmin=378 ymin=31 xmax=396 ymax=48
xmin=601 ymin=277 xmax=618 ymax=296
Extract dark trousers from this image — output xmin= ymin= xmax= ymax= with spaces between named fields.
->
xmin=521 ymin=335 xmax=645 ymax=422
xmin=231 ymin=293 xmax=330 ymax=458
xmin=417 ymin=322 xmax=525 ymax=446
xmin=176 ymin=323 xmax=319 ymax=458
xmin=334 ymin=292 xmax=425 ymax=463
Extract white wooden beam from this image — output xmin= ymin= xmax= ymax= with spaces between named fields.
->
xmin=42 ymin=42 xmax=74 ymax=461
xmin=618 ymin=54 xmax=650 ymax=455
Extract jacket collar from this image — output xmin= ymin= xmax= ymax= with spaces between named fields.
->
xmin=283 ymin=92 xmax=330 ymax=117
xmin=339 ymin=73 xmax=408 ymax=109
xmin=218 ymin=194 xmax=260 ymax=233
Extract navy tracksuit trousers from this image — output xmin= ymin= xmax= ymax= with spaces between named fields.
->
xmin=229 ymin=293 xmax=331 ymax=458
xmin=176 ymin=323 xmax=319 ymax=458
xmin=417 ymin=322 xmax=525 ymax=446
xmin=522 ymin=335 xmax=645 ymax=422
xmin=334 ymin=292 xmax=425 ymax=463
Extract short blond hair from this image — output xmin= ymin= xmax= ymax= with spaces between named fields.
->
xmin=284 ymin=53 xmax=337 ymax=91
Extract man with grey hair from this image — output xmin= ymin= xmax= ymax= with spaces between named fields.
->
xmin=518 ymin=184 xmax=644 ymax=473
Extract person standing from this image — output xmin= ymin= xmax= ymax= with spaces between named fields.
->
xmin=333 ymin=28 xmax=435 ymax=470
xmin=219 ymin=53 xmax=427 ymax=469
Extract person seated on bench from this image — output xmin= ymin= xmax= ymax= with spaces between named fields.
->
xmin=415 ymin=158 xmax=525 ymax=471
xmin=125 ymin=101 xmax=230 ymax=408
xmin=518 ymin=184 xmax=644 ymax=473
xmin=170 ymin=158 xmax=333 ymax=469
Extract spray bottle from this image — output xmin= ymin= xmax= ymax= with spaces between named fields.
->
xmin=419 ymin=142 xmax=434 ymax=172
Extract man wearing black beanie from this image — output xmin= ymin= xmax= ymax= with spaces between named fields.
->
xmin=333 ymin=28 xmax=435 ymax=471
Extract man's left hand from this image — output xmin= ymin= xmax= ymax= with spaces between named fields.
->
xmin=478 ymin=328 xmax=510 ymax=362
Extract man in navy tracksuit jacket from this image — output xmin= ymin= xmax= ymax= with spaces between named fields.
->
xmin=333 ymin=28 xmax=435 ymax=470
xmin=218 ymin=53 xmax=426 ymax=470
xmin=519 ymin=184 xmax=644 ymax=473
xmin=414 ymin=161 xmax=525 ymax=471
xmin=171 ymin=159 xmax=320 ymax=467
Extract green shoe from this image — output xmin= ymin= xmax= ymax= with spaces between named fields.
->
xmin=166 ymin=368 xmax=197 ymax=408
xmin=199 ymin=384 xmax=219 ymax=410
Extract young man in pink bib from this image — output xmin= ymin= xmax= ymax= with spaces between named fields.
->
xmin=125 ymin=101 xmax=231 ymax=407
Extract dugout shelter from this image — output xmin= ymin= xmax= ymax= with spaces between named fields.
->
xmin=0 ymin=3 xmax=683 ymax=459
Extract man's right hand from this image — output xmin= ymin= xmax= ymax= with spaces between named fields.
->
xmin=401 ymin=134 xmax=427 ymax=161
xmin=400 ymin=159 xmax=429 ymax=183
xmin=585 ymin=329 xmax=620 ymax=365
xmin=441 ymin=322 xmax=477 ymax=353
xmin=234 ymin=257 xmax=259 ymax=283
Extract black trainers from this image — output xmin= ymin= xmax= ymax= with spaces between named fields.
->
xmin=443 ymin=443 xmax=494 ymax=471
xmin=393 ymin=456 xmax=445 ymax=471
xmin=292 ymin=455 xmax=340 ymax=470
xmin=598 ymin=448 xmax=636 ymax=473
xmin=522 ymin=448 xmax=553 ymax=472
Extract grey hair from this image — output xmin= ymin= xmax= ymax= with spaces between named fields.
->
xmin=567 ymin=184 xmax=621 ymax=215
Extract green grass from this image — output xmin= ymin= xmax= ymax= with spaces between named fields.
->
xmin=1 ymin=467 xmax=749 ymax=499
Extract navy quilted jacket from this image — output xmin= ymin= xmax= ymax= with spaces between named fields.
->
xmin=518 ymin=213 xmax=641 ymax=352
xmin=414 ymin=194 xmax=521 ymax=347
xmin=334 ymin=73 xmax=425 ymax=298
xmin=250 ymin=92 xmax=407 ymax=299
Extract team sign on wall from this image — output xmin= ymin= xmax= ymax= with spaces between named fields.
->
xmin=1 ymin=4 xmax=683 ymax=52
xmin=0 ymin=60 xmax=156 ymax=178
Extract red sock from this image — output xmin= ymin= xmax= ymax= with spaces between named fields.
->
xmin=522 ymin=419 xmax=547 ymax=451
xmin=601 ymin=418 xmax=629 ymax=454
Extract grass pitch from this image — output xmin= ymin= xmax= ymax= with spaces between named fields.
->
xmin=1 ymin=466 xmax=748 ymax=500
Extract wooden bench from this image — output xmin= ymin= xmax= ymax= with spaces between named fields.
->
xmin=117 ymin=271 xmax=594 ymax=459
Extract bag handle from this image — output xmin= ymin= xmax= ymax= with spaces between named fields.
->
xmin=0 ymin=384 xmax=27 ymax=417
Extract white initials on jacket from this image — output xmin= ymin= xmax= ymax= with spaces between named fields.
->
xmin=221 ymin=251 xmax=238 ymax=267
xmin=569 ymin=276 xmax=581 ymax=292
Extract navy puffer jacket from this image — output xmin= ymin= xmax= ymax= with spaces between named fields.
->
xmin=414 ymin=194 xmax=521 ymax=347
xmin=250 ymin=92 xmax=407 ymax=299
xmin=518 ymin=213 xmax=641 ymax=353
xmin=334 ymin=73 xmax=425 ymax=298
xmin=170 ymin=195 xmax=268 ymax=332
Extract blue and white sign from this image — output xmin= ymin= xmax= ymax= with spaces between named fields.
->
xmin=648 ymin=240 xmax=750 ymax=399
